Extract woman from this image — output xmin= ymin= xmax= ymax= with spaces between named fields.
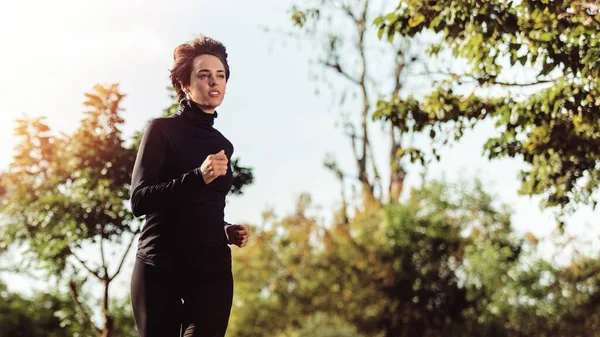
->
xmin=130 ymin=35 xmax=250 ymax=337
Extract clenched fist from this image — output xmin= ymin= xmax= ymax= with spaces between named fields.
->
xmin=200 ymin=150 xmax=228 ymax=184
xmin=225 ymin=224 xmax=251 ymax=248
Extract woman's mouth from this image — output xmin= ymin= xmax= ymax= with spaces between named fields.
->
xmin=209 ymin=90 xmax=220 ymax=97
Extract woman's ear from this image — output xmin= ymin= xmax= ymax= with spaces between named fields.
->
xmin=180 ymin=82 xmax=188 ymax=94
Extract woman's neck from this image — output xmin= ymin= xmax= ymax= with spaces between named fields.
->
xmin=194 ymin=102 xmax=216 ymax=114
xmin=178 ymin=99 xmax=218 ymax=128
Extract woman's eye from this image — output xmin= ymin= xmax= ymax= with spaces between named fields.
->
xmin=199 ymin=74 xmax=208 ymax=79
xmin=218 ymin=75 xmax=225 ymax=79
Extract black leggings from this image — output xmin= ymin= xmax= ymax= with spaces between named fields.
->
xmin=130 ymin=259 xmax=233 ymax=337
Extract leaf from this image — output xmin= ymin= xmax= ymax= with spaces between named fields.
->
xmin=408 ymin=13 xmax=426 ymax=28
xmin=539 ymin=32 xmax=553 ymax=42
xmin=373 ymin=16 xmax=383 ymax=27
xmin=384 ymin=12 xmax=397 ymax=22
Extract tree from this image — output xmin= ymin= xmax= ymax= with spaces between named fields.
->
xmin=289 ymin=0 xmax=452 ymax=209
xmin=229 ymin=179 xmax=527 ymax=336
xmin=281 ymin=313 xmax=363 ymax=337
xmin=486 ymin=256 xmax=600 ymax=337
xmin=234 ymin=2 xmax=600 ymax=335
xmin=0 ymin=277 xmax=137 ymax=337
xmin=0 ymin=84 xmax=138 ymax=337
xmin=0 ymin=278 xmax=76 ymax=337
xmin=375 ymin=0 xmax=600 ymax=220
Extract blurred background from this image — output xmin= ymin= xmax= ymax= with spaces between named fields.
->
xmin=1 ymin=0 xmax=599 ymax=336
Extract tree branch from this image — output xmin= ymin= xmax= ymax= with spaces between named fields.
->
xmin=109 ymin=228 xmax=140 ymax=282
xmin=387 ymin=41 xmax=408 ymax=202
xmin=367 ymin=139 xmax=383 ymax=202
xmin=357 ymin=0 xmax=373 ymax=197
xmin=324 ymin=155 xmax=350 ymax=225
xmin=393 ymin=56 xmax=405 ymax=93
xmin=413 ymin=66 xmax=564 ymax=87
xmin=67 ymin=276 xmax=102 ymax=335
xmin=321 ymin=60 xmax=361 ymax=85
xmin=331 ymin=0 xmax=359 ymax=22
xmin=70 ymin=248 xmax=102 ymax=280
xmin=100 ymin=231 xmax=108 ymax=280
xmin=491 ymin=76 xmax=562 ymax=87
xmin=344 ymin=122 xmax=361 ymax=166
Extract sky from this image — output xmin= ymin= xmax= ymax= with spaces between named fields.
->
xmin=1 ymin=0 xmax=599 ymax=298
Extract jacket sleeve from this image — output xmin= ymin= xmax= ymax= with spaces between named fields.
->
xmin=130 ymin=119 xmax=206 ymax=217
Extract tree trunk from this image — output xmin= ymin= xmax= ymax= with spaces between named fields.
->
xmin=388 ymin=126 xmax=406 ymax=203
xmin=101 ymin=278 xmax=113 ymax=337
xmin=358 ymin=14 xmax=376 ymax=203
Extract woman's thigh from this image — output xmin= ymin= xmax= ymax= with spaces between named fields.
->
xmin=130 ymin=259 xmax=184 ymax=337
xmin=181 ymin=270 xmax=234 ymax=337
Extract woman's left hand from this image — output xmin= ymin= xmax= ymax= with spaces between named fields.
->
xmin=225 ymin=224 xmax=251 ymax=248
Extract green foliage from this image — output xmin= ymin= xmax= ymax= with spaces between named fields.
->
xmin=109 ymin=296 xmax=137 ymax=337
xmin=230 ymin=179 xmax=528 ymax=336
xmin=469 ymin=254 xmax=600 ymax=337
xmin=0 ymin=278 xmax=136 ymax=337
xmin=374 ymin=0 xmax=600 ymax=215
xmin=0 ymin=279 xmax=75 ymax=337
xmin=380 ymin=180 xmax=524 ymax=336
xmin=0 ymin=84 xmax=138 ymax=275
xmin=229 ymin=177 xmax=600 ymax=336
xmin=290 ymin=6 xmax=321 ymax=28
xmin=0 ymin=84 xmax=139 ymax=336
xmin=283 ymin=313 xmax=363 ymax=337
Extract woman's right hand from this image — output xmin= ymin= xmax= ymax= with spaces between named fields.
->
xmin=225 ymin=224 xmax=251 ymax=248
xmin=200 ymin=150 xmax=228 ymax=184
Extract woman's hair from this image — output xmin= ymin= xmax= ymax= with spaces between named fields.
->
xmin=170 ymin=35 xmax=230 ymax=101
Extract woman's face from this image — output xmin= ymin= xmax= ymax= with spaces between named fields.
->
xmin=184 ymin=54 xmax=227 ymax=113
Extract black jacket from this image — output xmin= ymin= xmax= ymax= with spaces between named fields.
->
xmin=130 ymin=99 xmax=234 ymax=271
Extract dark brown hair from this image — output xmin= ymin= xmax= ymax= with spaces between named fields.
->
xmin=170 ymin=35 xmax=230 ymax=101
